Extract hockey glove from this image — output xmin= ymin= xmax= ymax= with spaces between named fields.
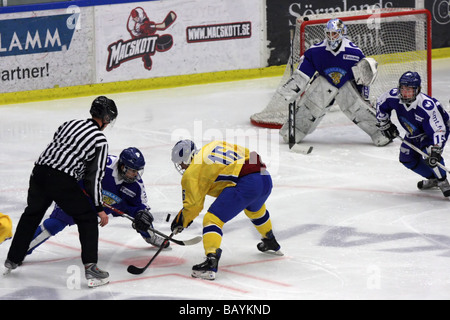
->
xmin=133 ymin=209 xmax=154 ymax=232
xmin=376 ymin=120 xmax=399 ymax=140
xmin=171 ymin=209 xmax=192 ymax=234
xmin=170 ymin=210 xmax=184 ymax=234
xmin=426 ymin=146 xmax=442 ymax=168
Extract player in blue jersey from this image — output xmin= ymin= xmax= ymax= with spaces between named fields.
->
xmin=27 ymin=147 xmax=169 ymax=254
xmin=376 ymin=71 xmax=450 ymax=197
xmin=279 ymin=18 xmax=389 ymax=147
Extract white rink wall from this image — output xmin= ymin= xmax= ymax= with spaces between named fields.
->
xmin=0 ymin=0 xmax=266 ymax=94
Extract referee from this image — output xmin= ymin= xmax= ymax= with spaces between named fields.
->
xmin=4 ymin=96 xmax=118 ymax=287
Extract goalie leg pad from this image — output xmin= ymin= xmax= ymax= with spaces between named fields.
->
xmin=280 ymin=75 xmax=338 ymax=143
xmin=335 ymin=81 xmax=390 ymax=146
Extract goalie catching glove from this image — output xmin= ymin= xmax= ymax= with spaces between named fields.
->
xmin=352 ymin=57 xmax=378 ymax=86
xmin=376 ymin=120 xmax=399 ymax=140
xmin=133 ymin=209 xmax=154 ymax=232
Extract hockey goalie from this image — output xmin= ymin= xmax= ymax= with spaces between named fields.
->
xmin=277 ymin=18 xmax=391 ymax=147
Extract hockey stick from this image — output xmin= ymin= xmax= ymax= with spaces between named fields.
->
xmin=102 ymin=202 xmax=202 ymax=246
xmin=398 ymin=136 xmax=450 ymax=174
xmin=127 ymin=232 xmax=174 ymax=275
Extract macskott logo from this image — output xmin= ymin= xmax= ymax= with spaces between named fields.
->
xmin=0 ymin=14 xmax=79 ymax=57
xmin=106 ymin=8 xmax=176 ymax=71
xmin=106 ymin=35 xmax=159 ymax=71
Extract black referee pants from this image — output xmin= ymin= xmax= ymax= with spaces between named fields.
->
xmin=7 ymin=165 xmax=99 ymax=265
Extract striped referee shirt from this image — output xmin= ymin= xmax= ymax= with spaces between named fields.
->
xmin=35 ymin=118 xmax=108 ymax=211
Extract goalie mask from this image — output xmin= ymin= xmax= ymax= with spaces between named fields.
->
xmin=398 ymin=71 xmax=421 ymax=104
xmin=325 ymin=18 xmax=347 ymax=50
xmin=118 ymin=147 xmax=145 ymax=183
xmin=171 ymin=139 xmax=198 ymax=175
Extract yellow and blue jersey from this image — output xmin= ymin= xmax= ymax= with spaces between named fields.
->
xmin=180 ymin=141 xmax=251 ymax=226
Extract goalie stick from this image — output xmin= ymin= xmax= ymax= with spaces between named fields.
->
xmin=127 ymin=232 xmax=174 ymax=275
xmin=102 ymin=202 xmax=202 ymax=246
xmin=287 ymin=24 xmax=313 ymax=155
xmin=288 ymin=25 xmax=296 ymax=150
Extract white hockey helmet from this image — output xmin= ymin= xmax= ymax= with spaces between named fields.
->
xmin=325 ymin=18 xmax=347 ymax=50
xmin=171 ymin=139 xmax=198 ymax=175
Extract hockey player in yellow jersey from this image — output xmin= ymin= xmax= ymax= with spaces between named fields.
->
xmin=0 ymin=213 xmax=13 ymax=244
xmin=169 ymin=140 xmax=281 ymax=280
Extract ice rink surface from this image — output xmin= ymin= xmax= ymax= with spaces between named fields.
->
xmin=1 ymin=58 xmax=450 ymax=301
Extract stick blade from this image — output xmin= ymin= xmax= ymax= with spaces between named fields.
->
xmin=127 ymin=265 xmax=145 ymax=275
xmin=290 ymin=144 xmax=313 ymax=154
xmin=181 ymin=235 xmax=203 ymax=246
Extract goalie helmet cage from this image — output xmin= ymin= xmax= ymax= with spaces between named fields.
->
xmin=251 ymin=8 xmax=432 ymax=129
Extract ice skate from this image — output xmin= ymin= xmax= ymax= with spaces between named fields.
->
xmin=257 ymin=231 xmax=283 ymax=256
xmin=3 ymin=259 xmax=19 ymax=275
xmin=191 ymin=249 xmax=222 ymax=280
xmin=438 ymin=179 xmax=450 ymax=197
xmin=85 ymin=263 xmax=109 ymax=288
xmin=417 ymin=178 xmax=438 ymax=190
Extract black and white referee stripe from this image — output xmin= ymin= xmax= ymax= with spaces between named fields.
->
xmin=35 ymin=118 xmax=108 ymax=209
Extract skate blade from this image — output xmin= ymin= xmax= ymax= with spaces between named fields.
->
xmin=2 ymin=268 xmax=12 ymax=276
xmin=87 ymin=278 xmax=110 ymax=288
xmin=191 ymin=270 xmax=216 ymax=280
xmin=262 ymin=249 xmax=284 ymax=256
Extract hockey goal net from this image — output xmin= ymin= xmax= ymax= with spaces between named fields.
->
xmin=251 ymin=8 xmax=432 ymax=129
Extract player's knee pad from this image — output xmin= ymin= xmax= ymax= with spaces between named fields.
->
xmin=280 ymin=75 xmax=338 ymax=143
xmin=43 ymin=218 xmax=67 ymax=236
xmin=336 ymin=81 xmax=390 ymax=146
xmin=401 ymin=158 xmax=439 ymax=179
xmin=203 ymin=212 xmax=225 ymax=229
xmin=244 ymin=204 xmax=267 ymax=221
xmin=400 ymin=158 xmax=419 ymax=170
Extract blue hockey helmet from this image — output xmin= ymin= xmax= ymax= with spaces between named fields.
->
xmin=118 ymin=147 xmax=145 ymax=183
xmin=325 ymin=18 xmax=347 ymax=50
xmin=398 ymin=71 xmax=421 ymax=103
xmin=171 ymin=139 xmax=198 ymax=175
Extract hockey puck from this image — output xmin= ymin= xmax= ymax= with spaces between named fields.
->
xmin=156 ymin=34 xmax=173 ymax=52
xmin=166 ymin=213 xmax=171 ymax=222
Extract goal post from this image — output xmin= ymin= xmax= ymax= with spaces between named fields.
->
xmin=251 ymin=8 xmax=432 ymax=129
